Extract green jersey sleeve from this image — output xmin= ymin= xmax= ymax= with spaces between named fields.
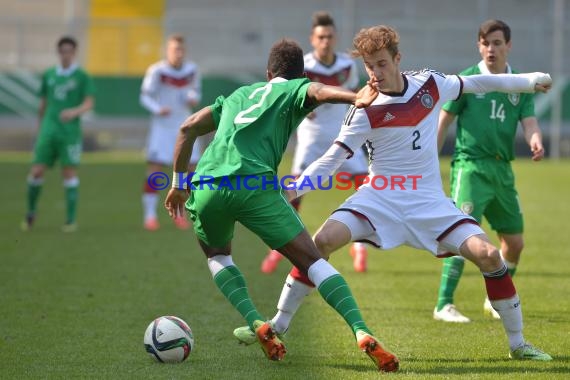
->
xmin=39 ymin=70 xmax=48 ymax=97
xmin=519 ymin=93 xmax=535 ymax=120
xmin=210 ymin=95 xmax=225 ymax=128
xmin=293 ymin=81 xmax=317 ymax=114
xmin=442 ymin=94 xmax=466 ymax=115
xmin=82 ymin=72 xmax=96 ymax=98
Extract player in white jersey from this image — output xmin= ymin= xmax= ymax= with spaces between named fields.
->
xmin=234 ymin=25 xmax=553 ymax=362
xmin=140 ymin=34 xmax=203 ymax=231
xmin=261 ymin=11 xmax=370 ymax=274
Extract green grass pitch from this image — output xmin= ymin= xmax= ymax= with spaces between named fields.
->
xmin=1 ymin=151 xmax=569 ymax=379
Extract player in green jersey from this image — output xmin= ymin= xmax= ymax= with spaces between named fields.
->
xmin=434 ymin=20 xmax=544 ymax=323
xmin=163 ymin=39 xmax=399 ymax=372
xmin=21 ymin=36 xmax=95 ymax=233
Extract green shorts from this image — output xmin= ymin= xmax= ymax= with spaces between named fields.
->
xmin=450 ymin=159 xmax=523 ymax=234
xmin=33 ymin=125 xmax=82 ymax=167
xmin=186 ymin=175 xmax=305 ymax=248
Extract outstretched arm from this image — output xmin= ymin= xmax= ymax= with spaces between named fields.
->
xmin=304 ymin=82 xmax=378 ymax=109
xmin=461 ymin=73 xmax=552 ymax=94
xmin=290 ymin=143 xmax=352 ymax=199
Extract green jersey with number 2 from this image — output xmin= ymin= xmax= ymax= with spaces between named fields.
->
xmin=194 ymin=77 xmax=316 ymax=182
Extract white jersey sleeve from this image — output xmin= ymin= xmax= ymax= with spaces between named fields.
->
xmin=461 ymin=73 xmax=549 ymax=94
xmin=346 ymin=60 xmax=360 ymax=91
xmin=293 ymin=143 xmax=351 ymax=197
xmin=185 ymin=64 xmax=202 ymax=104
xmin=140 ymin=64 xmax=162 ymax=114
xmin=335 ymin=106 xmax=371 ymax=157
xmin=428 ymin=70 xmax=463 ymax=103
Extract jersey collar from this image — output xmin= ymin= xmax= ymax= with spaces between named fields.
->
xmin=269 ymin=77 xmax=288 ymax=83
xmin=380 ymin=74 xmax=408 ymax=97
xmin=477 ymin=60 xmax=512 ymax=74
xmin=56 ymin=63 xmax=79 ymax=76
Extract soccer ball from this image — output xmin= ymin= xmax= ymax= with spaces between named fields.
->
xmin=144 ymin=316 xmax=194 ymax=363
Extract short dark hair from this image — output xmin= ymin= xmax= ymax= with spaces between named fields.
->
xmin=167 ymin=33 xmax=185 ymax=44
xmin=478 ymin=19 xmax=511 ymax=43
xmin=57 ymin=36 xmax=77 ymax=49
xmin=267 ymin=39 xmax=304 ymax=80
xmin=312 ymin=11 xmax=335 ymax=29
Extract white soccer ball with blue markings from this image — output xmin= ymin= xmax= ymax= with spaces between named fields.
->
xmin=144 ymin=316 xmax=194 ymax=363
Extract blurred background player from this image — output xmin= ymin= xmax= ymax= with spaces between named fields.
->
xmin=261 ymin=11 xmax=370 ymax=274
xmin=140 ymin=34 xmax=203 ymax=231
xmin=21 ymin=36 xmax=94 ymax=232
xmin=434 ymin=20 xmax=545 ymax=323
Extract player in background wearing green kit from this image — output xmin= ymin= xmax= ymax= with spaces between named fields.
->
xmin=434 ymin=20 xmax=544 ymax=323
xmin=164 ymin=39 xmax=399 ymax=372
xmin=21 ymin=36 xmax=95 ymax=233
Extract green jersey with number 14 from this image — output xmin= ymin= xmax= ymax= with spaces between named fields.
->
xmin=194 ymin=77 xmax=315 ymax=181
xmin=442 ymin=61 xmax=535 ymax=162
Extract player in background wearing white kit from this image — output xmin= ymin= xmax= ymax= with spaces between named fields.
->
xmin=261 ymin=11 xmax=370 ymax=274
xmin=235 ymin=25 xmax=552 ymax=361
xmin=140 ymin=34 xmax=203 ymax=231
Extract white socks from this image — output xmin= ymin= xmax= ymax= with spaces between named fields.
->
xmin=27 ymin=176 xmax=44 ymax=186
xmin=142 ymin=193 xmax=159 ymax=220
xmin=271 ymin=260 xmax=339 ymax=334
xmin=271 ymin=274 xmax=314 ymax=333
xmin=491 ymin=295 xmax=525 ymax=350
xmin=63 ymin=177 xmax=79 ymax=188
xmin=307 ymin=258 xmax=339 ymax=287
xmin=207 ymin=255 xmax=234 ymax=277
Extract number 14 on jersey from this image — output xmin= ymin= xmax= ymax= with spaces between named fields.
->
xmin=489 ymin=99 xmax=505 ymax=122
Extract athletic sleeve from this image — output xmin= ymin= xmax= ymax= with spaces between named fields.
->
xmin=519 ymin=93 xmax=535 ymax=120
xmin=82 ymin=72 xmax=95 ymax=98
xmin=335 ymin=106 xmax=371 ymax=157
xmin=140 ymin=65 xmax=162 ymax=114
xmin=346 ymin=60 xmax=360 ymax=91
xmin=39 ymin=71 xmax=48 ymax=97
xmin=461 ymin=73 xmax=551 ymax=94
xmin=431 ymin=71 xmax=463 ymax=103
xmin=441 ymin=94 xmax=466 ymax=115
xmin=294 ymin=143 xmax=351 ymax=197
xmin=210 ymin=95 xmax=225 ymax=128
xmin=186 ymin=65 xmax=202 ymax=105
xmin=293 ymin=79 xmax=318 ymax=114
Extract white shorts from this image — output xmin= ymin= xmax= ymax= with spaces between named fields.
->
xmin=146 ymin=126 xmax=204 ymax=165
xmin=328 ymin=185 xmax=484 ymax=256
xmin=292 ymin=137 xmax=368 ymax=175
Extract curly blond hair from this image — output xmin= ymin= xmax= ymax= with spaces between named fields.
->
xmin=352 ymin=25 xmax=399 ymax=58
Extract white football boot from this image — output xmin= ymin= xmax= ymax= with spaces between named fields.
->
xmin=433 ymin=304 xmax=471 ymax=323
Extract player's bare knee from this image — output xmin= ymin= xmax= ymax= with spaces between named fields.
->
xmin=313 ymin=231 xmax=334 ymax=258
xmin=62 ymin=168 xmax=77 ymax=180
xmin=30 ymin=165 xmax=45 ymax=179
xmin=508 ymin=238 xmax=524 ymax=256
xmin=475 ymin=245 xmax=502 ymax=272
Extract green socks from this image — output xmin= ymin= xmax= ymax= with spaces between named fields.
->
xmin=64 ymin=183 xmax=79 ymax=224
xmin=26 ymin=176 xmax=79 ymax=224
xmin=436 ymin=256 xmax=465 ymax=311
xmin=308 ymin=259 xmax=373 ymax=336
xmin=212 ymin=264 xmax=264 ymax=330
xmin=26 ymin=176 xmax=44 ymax=215
xmin=316 ymin=273 xmax=372 ymax=336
